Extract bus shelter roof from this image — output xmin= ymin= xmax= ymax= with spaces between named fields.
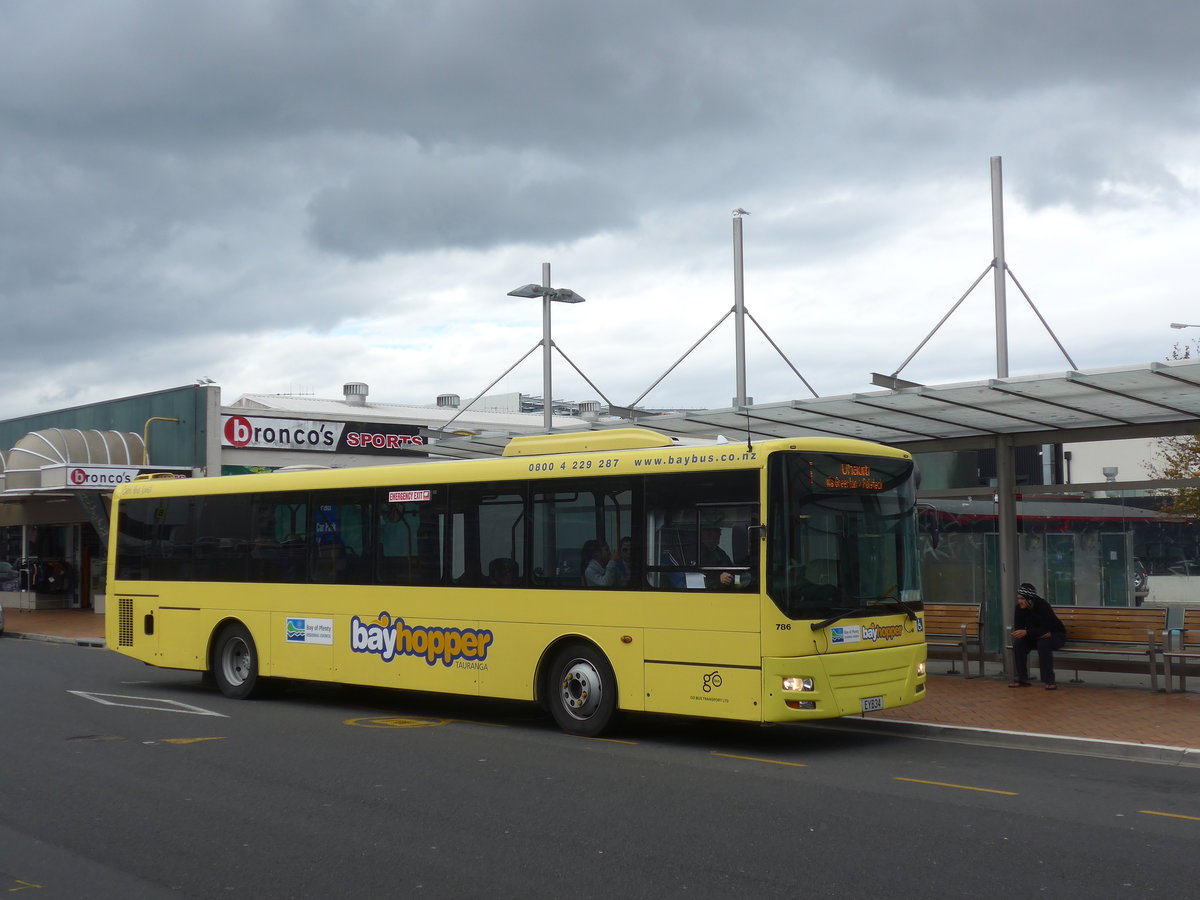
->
xmin=426 ymin=360 xmax=1200 ymax=458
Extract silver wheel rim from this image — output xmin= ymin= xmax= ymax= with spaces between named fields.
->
xmin=221 ymin=636 xmax=252 ymax=687
xmin=559 ymin=657 xmax=603 ymax=721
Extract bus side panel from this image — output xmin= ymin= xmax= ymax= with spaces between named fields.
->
xmin=643 ymin=662 xmax=762 ymax=721
xmin=154 ymin=608 xmax=205 ymax=670
xmin=270 ymin=611 xmax=335 ymax=678
xmin=331 ymin=611 xmax=483 ymax=696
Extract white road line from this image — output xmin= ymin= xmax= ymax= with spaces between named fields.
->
xmin=68 ymin=691 xmax=228 ymax=717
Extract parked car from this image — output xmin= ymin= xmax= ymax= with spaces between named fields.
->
xmin=1133 ymin=557 xmax=1149 ymax=604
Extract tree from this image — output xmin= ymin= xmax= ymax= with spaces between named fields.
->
xmin=1146 ymin=341 xmax=1200 ymax=516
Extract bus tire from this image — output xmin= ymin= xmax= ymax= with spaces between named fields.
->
xmin=545 ymin=643 xmax=618 ymax=737
xmin=212 ymin=623 xmax=265 ymax=700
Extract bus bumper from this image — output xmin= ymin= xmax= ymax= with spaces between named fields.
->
xmin=762 ymin=644 xmax=927 ymax=722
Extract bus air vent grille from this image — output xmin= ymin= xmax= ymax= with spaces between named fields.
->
xmin=118 ymin=598 xmax=134 ymax=647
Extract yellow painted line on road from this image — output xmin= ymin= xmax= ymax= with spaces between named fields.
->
xmin=712 ymin=752 xmax=806 ymax=768
xmin=8 ymin=878 xmax=43 ymax=892
xmin=895 ymin=777 xmax=1017 ymax=796
xmin=571 ymin=735 xmax=639 ymax=745
xmin=163 ymin=737 xmax=227 ymax=745
xmin=1140 ymin=809 xmax=1200 ymax=822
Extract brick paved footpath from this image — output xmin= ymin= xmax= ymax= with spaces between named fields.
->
xmin=870 ymin=672 xmax=1200 ymax=750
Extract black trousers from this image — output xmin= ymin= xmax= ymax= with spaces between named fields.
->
xmin=1012 ymin=632 xmax=1067 ymax=684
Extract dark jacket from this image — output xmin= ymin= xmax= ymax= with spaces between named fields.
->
xmin=1014 ymin=594 xmax=1067 ymax=639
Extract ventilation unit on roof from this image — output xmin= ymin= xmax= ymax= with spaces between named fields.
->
xmin=437 ymin=393 xmax=461 ymax=408
xmin=343 ymin=382 xmax=369 ymax=406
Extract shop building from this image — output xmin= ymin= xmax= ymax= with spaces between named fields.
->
xmin=0 ymin=382 xmax=591 ymax=612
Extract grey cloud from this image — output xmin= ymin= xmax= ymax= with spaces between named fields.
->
xmin=306 ymin=151 xmax=636 ymax=257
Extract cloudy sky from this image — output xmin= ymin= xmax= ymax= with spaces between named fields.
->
xmin=2 ymin=1 xmax=1198 ymax=421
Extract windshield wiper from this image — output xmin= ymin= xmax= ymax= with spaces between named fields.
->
xmin=810 ymin=596 xmax=916 ymax=631
xmin=860 ymin=594 xmax=918 ymax=621
xmin=810 ymin=607 xmax=873 ymax=632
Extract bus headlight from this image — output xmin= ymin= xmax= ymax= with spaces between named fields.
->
xmin=916 ymin=662 xmax=926 ymax=677
xmin=781 ymin=676 xmax=815 ymax=692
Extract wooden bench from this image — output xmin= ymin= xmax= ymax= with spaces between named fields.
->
xmin=1008 ymin=606 xmax=1167 ymax=691
xmin=922 ymin=603 xmax=984 ymax=678
xmin=1163 ymin=608 xmax=1200 ymax=694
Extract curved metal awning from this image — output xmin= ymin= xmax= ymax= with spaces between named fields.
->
xmin=427 ymin=360 xmax=1200 ymax=458
xmin=5 ymin=429 xmax=145 ymax=492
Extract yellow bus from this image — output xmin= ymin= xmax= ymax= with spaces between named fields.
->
xmin=106 ymin=428 xmax=926 ymax=735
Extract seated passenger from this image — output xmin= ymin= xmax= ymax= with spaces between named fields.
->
xmin=488 ymin=557 xmax=519 ymax=586
xmin=613 ymin=536 xmax=633 ymax=587
xmin=581 ymin=540 xmax=621 ymax=587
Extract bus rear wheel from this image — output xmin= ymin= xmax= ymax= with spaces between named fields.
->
xmin=546 ymin=643 xmax=617 ymax=737
xmin=212 ymin=623 xmax=264 ymax=700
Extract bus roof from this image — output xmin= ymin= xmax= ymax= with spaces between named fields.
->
xmin=114 ymin=432 xmax=910 ymax=499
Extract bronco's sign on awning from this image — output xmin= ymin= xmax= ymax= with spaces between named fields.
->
xmin=221 ymin=414 xmax=425 ymax=455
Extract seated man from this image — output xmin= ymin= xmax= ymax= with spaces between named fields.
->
xmin=1010 ymin=582 xmax=1067 ymax=689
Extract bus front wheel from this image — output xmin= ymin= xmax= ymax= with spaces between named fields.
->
xmin=546 ymin=643 xmax=617 ymax=737
xmin=212 ymin=623 xmax=264 ymax=700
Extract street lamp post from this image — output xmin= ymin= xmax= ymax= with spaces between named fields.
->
xmin=1170 ymin=323 xmax=1200 ymax=329
xmin=508 ymin=263 xmax=586 ymax=431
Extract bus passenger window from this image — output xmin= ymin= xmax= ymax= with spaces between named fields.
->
xmin=377 ymin=488 xmax=446 ymax=586
xmin=645 ymin=472 xmax=759 ymax=591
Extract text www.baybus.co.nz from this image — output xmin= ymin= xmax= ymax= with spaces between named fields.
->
xmin=634 ymin=451 xmax=757 ymax=468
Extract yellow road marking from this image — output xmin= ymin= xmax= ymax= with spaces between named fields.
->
xmin=894 ymin=777 xmax=1017 ymax=796
xmin=344 ymin=715 xmax=450 ymax=728
xmin=9 ymin=878 xmax=43 ymax=892
xmin=570 ymin=735 xmax=639 ymax=745
xmin=1140 ymin=809 xmax=1200 ymax=822
xmin=712 ymin=752 xmax=806 ymax=768
xmin=162 ymin=737 xmax=226 ymax=745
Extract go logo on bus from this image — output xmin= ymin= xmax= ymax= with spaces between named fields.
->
xmin=350 ymin=611 xmax=494 ymax=667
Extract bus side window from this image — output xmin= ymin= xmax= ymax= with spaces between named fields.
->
xmin=448 ymin=484 xmax=525 ymax=588
xmin=531 ymin=481 xmax=633 ymax=589
xmin=376 ymin=488 xmax=445 ymax=586
xmin=644 ymin=472 xmax=759 ymax=591
xmin=311 ymin=490 xmax=372 ymax=585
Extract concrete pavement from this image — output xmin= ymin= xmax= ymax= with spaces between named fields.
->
xmin=5 ymin=608 xmax=1199 ymax=762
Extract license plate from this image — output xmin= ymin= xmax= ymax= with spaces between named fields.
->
xmin=861 ymin=695 xmax=883 ymax=712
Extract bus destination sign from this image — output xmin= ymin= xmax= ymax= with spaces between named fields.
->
xmin=822 ymin=463 xmax=884 ymax=492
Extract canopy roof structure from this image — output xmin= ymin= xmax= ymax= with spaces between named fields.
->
xmin=427 ymin=360 xmax=1200 ymax=458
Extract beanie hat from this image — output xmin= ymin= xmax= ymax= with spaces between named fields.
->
xmin=1017 ymin=583 xmax=1038 ymax=599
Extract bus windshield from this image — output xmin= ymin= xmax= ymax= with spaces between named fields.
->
xmin=767 ymin=451 xmax=919 ymax=621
